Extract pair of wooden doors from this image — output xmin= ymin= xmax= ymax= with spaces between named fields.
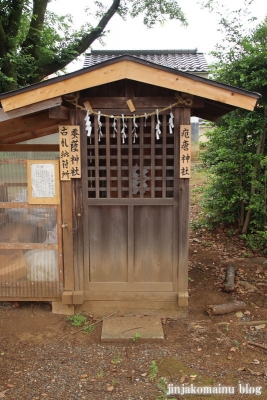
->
xmin=82 ymin=113 xmax=180 ymax=295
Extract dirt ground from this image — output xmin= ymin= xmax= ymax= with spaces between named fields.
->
xmin=0 ymin=168 xmax=267 ymax=400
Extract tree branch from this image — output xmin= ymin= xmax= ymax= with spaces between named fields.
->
xmin=0 ymin=20 xmax=7 ymax=57
xmin=7 ymin=0 xmax=24 ymax=43
xmin=21 ymin=0 xmax=49 ymax=57
xmin=35 ymin=0 xmax=121 ymax=80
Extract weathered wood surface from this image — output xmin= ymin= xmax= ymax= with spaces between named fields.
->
xmin=0 ymin=144 xmax=59 ymax=152
xmin=0 ymin=97 xmax=62 ymax=121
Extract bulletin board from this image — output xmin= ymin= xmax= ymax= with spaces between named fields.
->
xmin=27 ymin=160 xmax=60 ymax=204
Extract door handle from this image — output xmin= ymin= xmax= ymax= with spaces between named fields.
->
xmin=61 ymin=223 xmax=68 ymax=228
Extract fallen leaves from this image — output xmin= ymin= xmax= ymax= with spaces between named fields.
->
xmin=0 ymin=390 xmax=8 ymax=399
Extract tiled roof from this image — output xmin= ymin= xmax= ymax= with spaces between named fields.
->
xmin=84 ymin=49 xmax=208 ymax=74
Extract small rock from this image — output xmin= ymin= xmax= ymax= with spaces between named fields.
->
xmin=235 ymin=311 xmax=244 ymax=318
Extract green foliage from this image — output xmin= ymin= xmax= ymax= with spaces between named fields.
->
xmin=132 ymin=332 xmax=141 ymax=342
xmin=198 ymin=2 xmax=267 ymax=251
xmin=67 ymin=313 xmax=87 ymax=327
xmin=83 ymin=324 xmax=95 ymax=334
xmin=156 ymin=377 xmax=175 ymax=400
xmin=0 ymin=0 xmax=187 ymax=93
xmin=67 ymin=313 xmax=96 ymax=333
xmin=149 ymin=360 xmax=159 ymax=381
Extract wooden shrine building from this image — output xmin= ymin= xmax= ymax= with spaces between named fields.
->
xmin=0 ymin=55 xmax=260 ymax=315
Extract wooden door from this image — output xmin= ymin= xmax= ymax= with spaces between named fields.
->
xmin=83 ymin=111 xmax=179 ymax=294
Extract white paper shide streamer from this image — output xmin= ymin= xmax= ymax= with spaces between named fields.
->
xmin=111 ymin=115 xmax=117 ymax=138
xmin=98 ymin=111 xmax=103 ymax=141
xmin=84 ymin=111 xmax=92 ymax=140
xmin=169 ymin=110 xmax=174 ymax=134
xmin=132 ymin=115 xmax=138 ymax=143
xmin=121 ymin=114 xmax=127 ymax=144
xmin=155 ymin=109 xmax=161 ymax=140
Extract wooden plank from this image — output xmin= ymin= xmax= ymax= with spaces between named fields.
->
xmin=80 ymin=110 xmax=90 ymax=291
xmin=117 ymin=119 xmax=122 ymax=198
xmin=94 ymin=114 xmax=100 ymax=198
xmin=0 ymin=202 xmax=56 ymax=209
xmin=87 ymin=206 xmax=128 ymax=283
xmin=0 ymin=144 xmax=59 ymax=152
xmin=127 ymin=205 xmax=134 ymax=283
xmin=162 ymin=114 xmax=167 ymax=198
xmin=128 ymin=118 xmax=133 ymax=198
xmin=1 ymin=126 xmax=62 ymax=145
xmin=125 ymin=61 xmax=258 ymax=111
xmin=61 ymin=180 xmax=74 ymax=291
xmin=0 ymin=296 xmax=60 ymax=301
xmin=85 ymin=96 xmax=204 ymax=109
xmin=0 ymin=111 xmax=57 ymax=136
xmin=151 ymin=115 xmax=155 ymax=197
xmin=56 ymin=204 xmax=63 ymax=288
xmin=1 ymin=61 xmax=128 ymax=111
xmin=80 ymin=299 xmax=179 ymax=311
xmin=71 ymin=110 xmax=85 ymax=293
xmin=0 ymin=97 xmax=62 ymax=121
xmin=87 ymin=282 xmax=173 ymax=291
xmin=83 ymin=291 xmax=177 ymax=301
xmin=0 ymin=243 xmax=58 ymax=250
xmin=72 ymin=291 xmax=84 ymax=304
xmin=49 ymin=106 xmax=70 ymax=120
xmin=177 ymin=108 xmax=190 ymax=306
xmin=1 ymin=60 xmax=257 ymax=112
xmin=105 ymin=116 xmax=111 ymax=198
xmin=62 ymin=291 xmax=73 ymax=304
xmin=139 ymin=117 xmax=144 ymax=198
xmin=87 ymin=198 xmax=174 ymax=205
xmin=173 ymin=108 xmax=180 ymax=292
xmin=134 ymin=206 xmax=173 ymax=282
xmin=126 ymin=99 xmax=136 ymax=112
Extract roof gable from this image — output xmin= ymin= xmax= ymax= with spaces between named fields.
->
xmin=0 ymin=55 xmax=259 ymax=113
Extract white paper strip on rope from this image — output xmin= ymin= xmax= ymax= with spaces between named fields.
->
xmin=132 ymin=115 xmax=138 ymax=143
xmin=155 ymin=109 xmax=161 ymax=140
xmin=91 ymin=108 xmax=175 ymax=144
xmin=84 ymin=111 xmax=92 ymax=141
xmin=169 ymin=111 xmax=174 ymax=134
xmin=111 ymin=115 xmax=117 ymax=138
xmin=97 ymin=111 xmax=103 ymax=142
xmin=121 ymin=114 xmax=127 ymax=144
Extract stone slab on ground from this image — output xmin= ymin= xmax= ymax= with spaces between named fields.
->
xmin=101 ymin=315 xmax=164 ymax=342
xmin=52 ymin=301 xmax=74 ymax=315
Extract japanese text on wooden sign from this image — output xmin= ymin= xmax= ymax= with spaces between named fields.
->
xmin=180 ymin=125 xmax=191 ymax=178
xmin=59 ymin=125 xmax=81 ymax=181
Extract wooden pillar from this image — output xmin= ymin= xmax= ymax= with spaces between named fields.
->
xmin=71 ymin=109 xmax=85 ymax=300
xmin=174 ymin=107 xmax=190 ymax=307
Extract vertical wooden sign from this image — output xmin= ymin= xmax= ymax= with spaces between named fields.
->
xmin=59 ymin=126 xmax=81 ymax=180
xmin=180 ymin=125 xmax=191 ymax=178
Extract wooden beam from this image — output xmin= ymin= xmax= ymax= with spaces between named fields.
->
xmin=82 ymin=96 xmax=204 ymax=109
xmin=49 ymin=105 xmax=70 ymax=120
xmin=0 ymin=111 xmax=57 ymax=136
xmin=1 ymin=61 xmax=128 ymax=111
xmin=0 ymin=144 xmax=59 ymax=152
xmin=0 ymin=97 xmax=62 ymax=121
xmin=125 ymin=61 xmax=258 ymax=111
xmin=0 ymin=60 xmax=258 ymax=112
xmin=0 ymin=126 xmax=61 ymax=144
